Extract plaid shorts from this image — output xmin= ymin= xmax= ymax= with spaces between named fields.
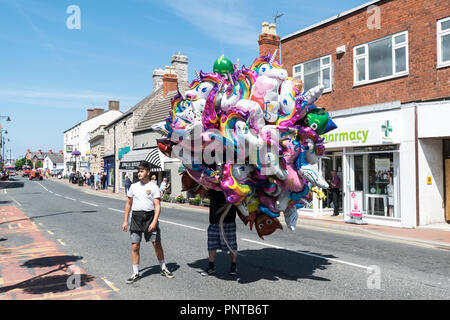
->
xmin=207 ymin=222 xmax=237 ymax=252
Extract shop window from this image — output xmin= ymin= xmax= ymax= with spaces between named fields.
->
xmin=293 ymin=55 xmax=332 ymax=92
xmin=354 ymin=31 xmax=408 ymax=86
xmin=437 ymin=16 xmax=450 ymax=68
xmin=348 ymin=146 xmax=399 ymax=219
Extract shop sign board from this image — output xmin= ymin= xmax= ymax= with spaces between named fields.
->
xmin=350 ymin=191 xmax=363 ymax=217
xmin=321 ymin=120 xmax=395 ymax=148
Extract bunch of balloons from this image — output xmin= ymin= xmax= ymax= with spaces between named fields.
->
xmin=153 ymin=52 xmax=337 ymax=239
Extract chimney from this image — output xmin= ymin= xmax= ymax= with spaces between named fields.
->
xmin=162 ymin=66 xmax=178 ymax=98
xmin=258 ymin=21 xmax=281 ymax=62
xmin=59 ymin=150 xmax=63 ymax=154
xmin=108 ymin=100 xmax=120 ymax=111
xmin=38 ymin=149 xmax=42 ymax=153
xmin=49 ymin=149 xmax=53 ymax=154
xmin=153 ymin=68 xmax=165 ymax=91
xmin=87 ymin=108 xmax=105 ymax=120
xmin=27 ymin=149 xmax=30 ymax=153
xmin=171 ymin=52 xmax=188 ymax=83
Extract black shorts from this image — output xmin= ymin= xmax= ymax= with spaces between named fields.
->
xmin=129 ymin=210 xmax=159 ymax=243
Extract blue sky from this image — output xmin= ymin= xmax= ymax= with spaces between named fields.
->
xmin=0 ymin=0 xmax=369 ymax=160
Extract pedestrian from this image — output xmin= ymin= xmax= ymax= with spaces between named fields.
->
xmin=101 ymin=173 xmax=107 ymax=190
xmin=151 ymin=175 xmax=157 ymax=185
xmin=124 ymin=175 xmax=131 ymax=195
xmin=327 ymin=170 xmax=341 ymax=216
xmin=94 ymin=172 xmax=100 ymax=190
xmin=201 ymin=189 xmax=238 ymax=276
xmin=90 ymin=172 xmax=95 ymax=189
xmin=122 ymin=162 xmax=174 ymax=284
xmin=86 ymin=172 xmax=91 ymax=186
xmin=159 ymin=177 xmax=168 ymax=196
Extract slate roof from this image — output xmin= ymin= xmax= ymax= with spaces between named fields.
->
xmin=133 ymin=81 xmax=190 ymax=133
xmin=29 ymin=152 xmax=48 ymax=161
xmin=46 ymin=154 xmax=64 ymax=164
xmin=104 ymin=87 xmax=164 ymax=129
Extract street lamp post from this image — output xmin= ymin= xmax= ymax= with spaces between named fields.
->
xmin=1 ymin=129 xmax=8 ymax=164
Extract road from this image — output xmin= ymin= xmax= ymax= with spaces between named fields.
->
xmin=1 ymin=176 xmax=449 ymax=300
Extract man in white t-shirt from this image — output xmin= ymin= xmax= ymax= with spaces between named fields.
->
xmin=122 ymin=162 xmax=174 ymax=284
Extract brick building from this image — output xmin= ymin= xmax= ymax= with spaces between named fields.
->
xmin=88 ymin=125 xmax=106 ymax=175
xmin=277 ymin=0 xmax=450 ymax=227
xmin=63 ymin=101 xmax=123 ymax=175
xmin=103 ymin=52 xmax=189 ymax=193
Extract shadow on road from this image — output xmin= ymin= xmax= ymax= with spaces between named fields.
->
xmin=20 ymin=255 xmax=83 ymax=268
xmin=0 ymin=255 xmax=95 ymax=295
xmin=0 ymin=200 xmax=12 ymax=205
xmin=188 ymin=247 xmax=332 ymax=284
xmin=0 ymin=210 xmax=97 ymax=225
xmin=0 ymin=238 xmax=7 ymax=242
xmin=0 ymin=180 xmax=25 ymax=189
xmin=0 ymin=274 xmax=95 ymax=295
xmin=139 ymin=262 xmax=180 ymax=279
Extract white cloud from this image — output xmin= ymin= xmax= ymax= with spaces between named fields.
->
xmin=164 ymin=0 xmax=259 ymax=48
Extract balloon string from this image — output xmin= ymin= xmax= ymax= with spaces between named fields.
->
xmin=219 ymin=204 xmax=237 ymax=257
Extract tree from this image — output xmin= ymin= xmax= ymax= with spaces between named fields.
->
xmin=15 ymin=158 xmax=32 ymax=170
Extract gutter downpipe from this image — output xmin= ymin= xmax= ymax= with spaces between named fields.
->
xmin=414 ymin=104 xmax=419 ymax=227
xmin=113 ymin=124 xmax=116 ymax=193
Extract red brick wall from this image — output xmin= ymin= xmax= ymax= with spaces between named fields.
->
xmin=259 ymin=33 xmax=281 ymax=61
xmin=281 ymin=0 xmax=450 ymax=111
xmin=163 ymin=74 xmax=178 ymax=98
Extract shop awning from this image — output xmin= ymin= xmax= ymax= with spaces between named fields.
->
xmin=119 ymin=148 xmax=162 ymax=171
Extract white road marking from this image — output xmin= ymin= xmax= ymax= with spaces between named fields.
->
xmin=64 ymin=197 xmax=76 ymax=201
xmin=108 ymin=208 xmax=123 ymax=213
xmin=241 ymin=238 xmax=372 ymax=271
xmin=158 ymin=219 xmax=205 ymax=231
xmin=47 ymin=230 xmax=54 ymax=235
xmin=241 ymin=238 xmax=284 ymax=249
xmin=101 ymin=277 xmax=120 ymax=292
xmin=36 ymin=182 xmax=49 ymax=192
xmin=54 ymin=194 xmax=62 ymax=197
xmin=57 ymin=239 xmax=66 ymax=246
xmin=4 ymin=189 xmax=6 ymax=194
xmin=81 ymin=201 xmax=98 ymax=207
xmin=9 ymin=196 xmax=22 ymax=207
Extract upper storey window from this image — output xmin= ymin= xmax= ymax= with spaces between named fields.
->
xmin=293 ymin=55 xmax=332 ymax=93
xmin=354 ymin=31 xmax=408 ymax=86
xmin=438 ymin=16 xmax=450 ymax=68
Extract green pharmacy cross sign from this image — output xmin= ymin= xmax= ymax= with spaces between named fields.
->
xmin=382 ymin=120 xmax=392 ymax=138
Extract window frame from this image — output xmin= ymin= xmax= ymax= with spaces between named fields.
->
xmin=437 ymin=16 xmax=450 ymax=68
xmin=292 ymin=55 xmax=333 ymax=93
xmin=353 ymin=31 xmax=409 ymax=86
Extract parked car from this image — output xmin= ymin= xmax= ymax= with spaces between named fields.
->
xmin=29 ymin=169 xmax=43 ymax=180
xmin=0 ymin=171 xmax=9 ymax=181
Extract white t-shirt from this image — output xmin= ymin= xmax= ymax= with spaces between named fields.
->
xmin=127 ymin=181 xmax=160 ymax=212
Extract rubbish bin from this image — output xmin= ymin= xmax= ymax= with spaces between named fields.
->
xmin=78 ymin=177 xmax=83 ymax=186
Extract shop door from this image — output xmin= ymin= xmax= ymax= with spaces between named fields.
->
xmin=446 ymin=159 xmax=450 ymax=222
xmin=321 ymin=152 xmax=343 ymax=211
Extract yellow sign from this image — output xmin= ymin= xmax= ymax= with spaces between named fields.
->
xmin=427 ymin=176 xmax=432 ymax=185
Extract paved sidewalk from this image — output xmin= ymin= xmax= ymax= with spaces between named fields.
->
xmin=52 ymin=177 xmax=450 ymax=249
xmin=0 ymin=206 xmax=113 ymax=300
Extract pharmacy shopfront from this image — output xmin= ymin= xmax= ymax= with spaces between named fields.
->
xmin=303 ymin=103 xmax=417 ymax=228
